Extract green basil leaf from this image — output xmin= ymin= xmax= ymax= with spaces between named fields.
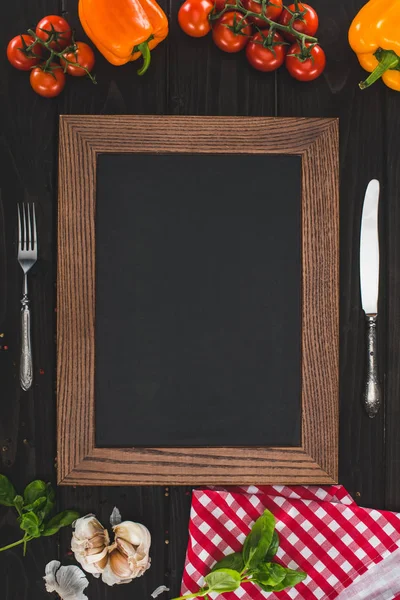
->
xmin=0 ymin=474 xmax=17 ymax=507
xmin=23 ymin=496 xmax=47 ymax=518
xmin=242 ymin=509 xmax=275 ymax=570
xmin=42 ymin=510 xmax=79 ymax=536
xmin=13 ymin=494 xmax=24 ymax=513
xmin=265 ymin=530 xmax=279 ymax=560
xmin=19 ymin=512 xmax=41 ymax=538
xmin=204 ymin=569 xmax=241 ymax=593
xmin=253 ymin=562 xmax=286 ymax=586
xmin=211 ymin=552 xmax=244 ymax=573
xmin=256 ymin=567 xmax=307 ymax=592
xmin=23 ymin=480 xmax=47 ymax=505
xmin=38 ymin=484 xmax=55 ymax=522
xmin=277 ymin=568 xmax=307 ymax=590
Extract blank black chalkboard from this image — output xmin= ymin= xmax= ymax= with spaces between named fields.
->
xmin=95 ymin=153 xmax=302 ymax=447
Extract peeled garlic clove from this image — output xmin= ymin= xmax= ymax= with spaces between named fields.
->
xmin=103 ymin=528 xmax=151 ymax=586
xmin=101 ymin=560 xmax=133 ymax=587
xmin=109 ymin=540 xmax=136 ymax=579
xmin=117 ymin=537 xmax=151 ymax=574
xmin=71 ymin=514 xmax=110 ymax=574
xmin=73 ymin=547 xmax=109 ymax=575
xmin=114 ymin=521 xmax=151 ymax=551
xmin=114 ymin=522 xmax=151 ymax=575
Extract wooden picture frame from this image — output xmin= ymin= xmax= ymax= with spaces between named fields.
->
xmin=57 ymin=115 xmax=339 ymax=486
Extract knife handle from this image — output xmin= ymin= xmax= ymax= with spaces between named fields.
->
xmin=363 ymin=315 xmax=381 ymax=418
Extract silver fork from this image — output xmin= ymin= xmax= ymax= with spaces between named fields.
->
xmin=17 ymin=203 xmax=37 ymax=391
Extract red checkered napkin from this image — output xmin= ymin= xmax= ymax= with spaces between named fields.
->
xmin=181 ymin=486 xmax=400 ymax=600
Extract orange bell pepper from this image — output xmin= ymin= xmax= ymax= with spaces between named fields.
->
xmin=78 ymin=0 xmax=168 ymax=75
xmin=348 ymin=0 xmax=400 ymax=91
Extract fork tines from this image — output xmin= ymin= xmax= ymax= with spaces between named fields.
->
xmin=17 ymin=203 xmax=37 ymax=255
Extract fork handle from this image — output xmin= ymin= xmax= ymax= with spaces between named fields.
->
xmin=20 ymin=295 xmax=33 ymax=391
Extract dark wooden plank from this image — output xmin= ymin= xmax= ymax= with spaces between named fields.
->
xmin=59 ymin=486 xmax=167 ymax=599
xmin=167 ymin=0 xmax=328 ymax=592
xmin=0 ymin=1 xmax=60 ymax=598
xmin=166 ymin=0 xmax=277 ymax=592
xmin=167 ymin=486 xmax=192 ymax=598
xmin=0 ymin=0 xmax=396 ymax=599
xmin=167 ymin=0 xmax=277 ymax=115
xmin=57 ymin=3 xmax=170 ymax=599
xmin=277 ymin=0 xmax=386 ymax=509
xmin=166 ymin=0 xmax=278 ymax=588
xmin=384 ymin=89 xmax=400 ymax=513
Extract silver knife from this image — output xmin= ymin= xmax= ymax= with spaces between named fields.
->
xmin=360 ymin=179 xmax=381 ymax=418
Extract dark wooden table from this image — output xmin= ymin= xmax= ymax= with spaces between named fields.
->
xmin=1 ymin=0 xmax=399 ymax=598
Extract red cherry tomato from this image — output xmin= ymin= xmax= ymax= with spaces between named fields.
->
xmin=7 ymin=35 xmax=43 ymax=71
xmin=285 ymin=42 xmax=325 ymax=81
xmin=279 ymin=3 xmax=318 ymax=42
xmin=30 ymin=63 xmax=66 ymax=97
xmin=61 ymin=42 xmax=95 ymax=76
xmin=246 ymin=29 xmax=286 ymax=71
xmin=178 ymin=0 xmax=214 ymax=37
xmin=36 ymin=15 xmax=72 ymax=50
xmin=213 ymin=0 xmax=229 ymax=10
xmin=212 ymin=11 xmax=252 ymax=53
xmin=242 ymin=0 xmax=283 ymax=28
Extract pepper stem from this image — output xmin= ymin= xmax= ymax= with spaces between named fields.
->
xmin=359 ymin=49 xmax=400 ymax=90
xmin=136 ymin=42 xmax=151 ymax=76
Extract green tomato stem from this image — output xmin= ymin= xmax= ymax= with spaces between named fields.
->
xmin=209 ymin=3 xmax=317 ymax=44
xmin=25 ymin=28 xmax=96 ymax=83
xmin=60 ymin=54 xmax=97 ymax=83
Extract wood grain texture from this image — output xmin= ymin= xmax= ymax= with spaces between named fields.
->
xmin=58 ymin=485 xmax=168 ymax=599
xmin=57 ymin=5 xmax=170 ymax=600
xmin=166 ymin=1 xmax=277 ymax=591
xmin=167 ymin=0 xmax=277 ymax=117
xmin=57 ymin=115 xmax=339 ymax=485
xmin=384 ymin=90 xmax=400 ymax=511
xmin=276 ymin=0 xmax=387 ymax=508
xmin=301 ymin=125 xmax=339 ymax=479
xmin=167 ymin=486 xmax=192 ymax=598
xmin=0 ymin=0 xmax=59 ymax=597
xmin=2 ymin=0 xmax=400 ymax=597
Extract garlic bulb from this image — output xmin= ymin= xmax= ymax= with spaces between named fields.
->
xmin=71 ymin=515 xmax=110 ymax=575
xmin=71 ymin=513 xmax=151 ymax=587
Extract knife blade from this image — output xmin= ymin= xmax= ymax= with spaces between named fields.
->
xmin=359 ymin=179 xmax=381 ymax=418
